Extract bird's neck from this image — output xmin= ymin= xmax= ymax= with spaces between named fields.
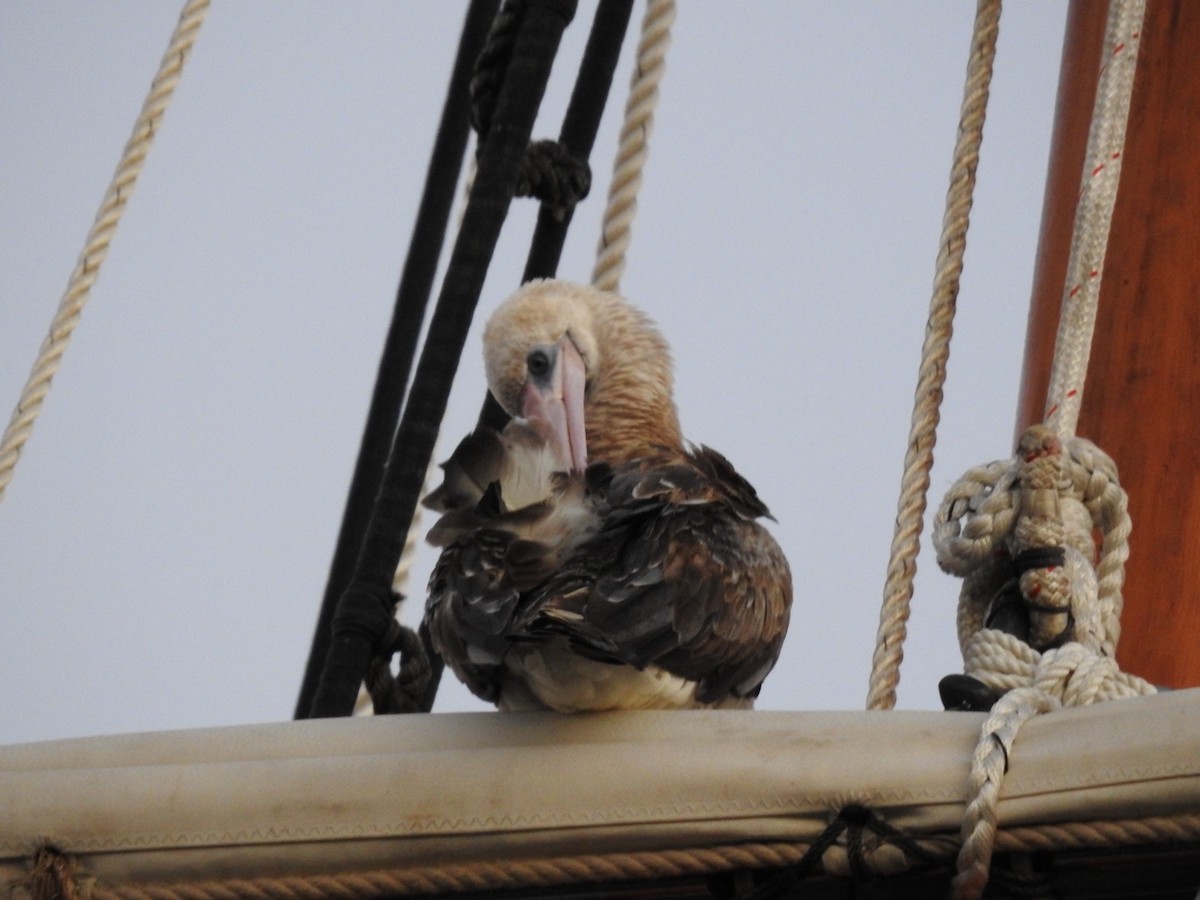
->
xmin=582 ymin=294 xmax=684 ymax=465
xmin=586 ymin=378 xmax=683 ymax=466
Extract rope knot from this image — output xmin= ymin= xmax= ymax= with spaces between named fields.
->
xmin=366 ymin=619 xmax=436 ymax=715
xmin=934 ymin=425 xmax=1131 ymax=659
xmin=781 ymin=805 xmax=944 ymax=885
xmin=516 ymin=139 xmax=592 ymax=220
xmin=19 ymin=846 xmax=88 ymax=900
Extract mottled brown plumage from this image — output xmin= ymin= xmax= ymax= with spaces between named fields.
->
xmin=424 ymin=280 xmax=792 ymax=711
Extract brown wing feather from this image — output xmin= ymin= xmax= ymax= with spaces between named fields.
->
xmin=423 ymin=425 xmax=599 ymax=703
xmin=526 ymin=448 xmax=792 ymax=703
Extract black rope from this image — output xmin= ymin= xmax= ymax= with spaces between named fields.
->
xmin=472 ymin=0 xmax=592 ymax=219
xmin=1012 ymin=546 xmax=1067 ymax=574
xmin=365 ymin=616 xmax=433 ymax=714
xmin=478 ymin=0 xmax=635 ymax=434
xmin=755 ymin=805 xmax=943 ymax=898
xmin=470 ymin=0 xmax=522 ymax=137
xmin=515 ymin=138 xmax=591 ymax=220
xmin=523 ymin=0 xmax=634 ymax=280
xmin=293 ymin=0 xmax=499 ymax=721
xmin=307 ymin=0 xmax=579 ymax=720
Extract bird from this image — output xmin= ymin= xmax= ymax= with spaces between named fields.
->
xmin=423 ymin=279 xmax=792 ymax=712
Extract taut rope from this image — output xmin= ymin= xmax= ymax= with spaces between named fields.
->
xmin=0 ymin=0 xmax=210 ymax=505
xmin=591 ymin=0 xmax=675 ymax=293
xmin=1044 ymin=0 xmax=1146 ymax=438
xmin=866 ymin=0 xmax=1002 ymax=712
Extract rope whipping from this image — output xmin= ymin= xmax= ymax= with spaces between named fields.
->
xmin=865 ymin=0 xmax=1001 ymax=712
xmin=307 ymin=0 xmax=579 ymax=720
xmin=0 ymin=0 xmax=209 ymax=505
xmin=591 ymin=0 xmax=675 ymax=293
xmin=933 ymin=6 xmax=1150 ymax=895
xmin=294 ymin=0 xmax=499 ymax=721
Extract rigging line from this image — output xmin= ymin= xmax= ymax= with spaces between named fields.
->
xmin=307 ymin=0 xmax=579 ymax=720
xmin=294 ymin=0 xmax=500 ymax=721
xmin=1043 ymin=0 xmax=1146 ymax=437
xmin=591 ymin=0 xmax=675 ymax=294
xmin=952 ymin=7 xmax=1150 ymax=891
xmin=477 ymin=0 xmax=637 ymax=432
xmin=866 ymin=0 xmax=1002 ymax=713
xmin=523 ymin=0 xmax=637 ymax=284
xmin=0 ymin=0 xmax=210 ymax=505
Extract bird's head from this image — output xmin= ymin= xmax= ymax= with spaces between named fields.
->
xmin=483 ymin=279 xmax=681 ymax=471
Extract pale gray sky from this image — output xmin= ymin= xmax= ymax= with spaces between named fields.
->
xmin=0 ymin=2 xmax=1067 ymax=745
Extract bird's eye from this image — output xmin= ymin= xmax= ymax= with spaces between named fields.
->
xmin=526 ymin=348 xmax=552 ymax=379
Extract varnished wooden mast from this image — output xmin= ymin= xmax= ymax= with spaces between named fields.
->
xmin=1016 ymin=0 xmax=1199 ymax=688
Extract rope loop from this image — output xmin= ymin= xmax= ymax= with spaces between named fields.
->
xmin=365 ymin=618 xmax=433 ymax=714
xmin=330 ymin=583 xmax=397 ymax=646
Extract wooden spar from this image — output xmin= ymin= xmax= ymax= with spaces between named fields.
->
xmin=1016 ymin=0 xmax=1200 ymax=688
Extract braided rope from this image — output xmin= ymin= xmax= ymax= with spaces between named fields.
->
xmin=934 ymin=429 xmax=1131 ymax=659
xmin=934 ymin=8 xmax=1147 ymax=890
xmin=937 ymin=428 xmax=1147 ymax=900
xmin=935 ymin=434 xmax=1149 ymax=900
xmin=996 ymin=814 xmax=1200 ymax=853
xmin=866 ymin=0 xmax=1001 ymax=712
xmin=936 ymin=427 xmax=1152 ymax=900
xmin=951 ymin=642 xmax=1157 ymax=900
xmin=0 ymin=0 xmax=210 ymax=505
xmin=953 ymin=685 xmax=1061 ymax=899
xmin=91 ymin=842 xmax=816 ymax=900
xmin=57 ymin=811 xmax=1199 ymax=900
xmin=1044 ymin=0 xmax=1146 ymax=437
xmin=590 ymin=0 xmax=675 ymax=293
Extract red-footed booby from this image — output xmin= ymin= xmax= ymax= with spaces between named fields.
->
xmin=423 ymin=279 xmax=792 ymax=711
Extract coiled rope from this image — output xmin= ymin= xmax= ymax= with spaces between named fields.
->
xmin=866 ymin=0 xmax=1001 ymax=713
xmin=931 ymin=4 xmax=1151 ymax=896
xmin=591 ymin=0 xmax=675 ymax=293
xmin=0 ymin=0 xmax=210 ymax=505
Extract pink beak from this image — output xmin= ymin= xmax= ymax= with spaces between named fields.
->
xmin=519 ymin=336 xmax=588 ymax=473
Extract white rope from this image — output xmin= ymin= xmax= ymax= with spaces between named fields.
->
xmin=0 ymin=0 xmax=211 ymax=505
xmin=931 ymin=5 xmax=1147 ymax=893
xmin=951 ymin=638 xmax=1155 ymax=899
xmin=935 ymin=423 xmax=1149 ymax=900
xmin=866 ymin=0 xmax=1001 ymax=712
xmin=590 ymin=0 xmax=675 ymax=293
xmin=1044 ymin=0 xmax=1146 ymax=437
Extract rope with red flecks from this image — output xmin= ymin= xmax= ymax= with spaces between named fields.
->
xmin=1044 ymin=3 xmax=1144 ymax=439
